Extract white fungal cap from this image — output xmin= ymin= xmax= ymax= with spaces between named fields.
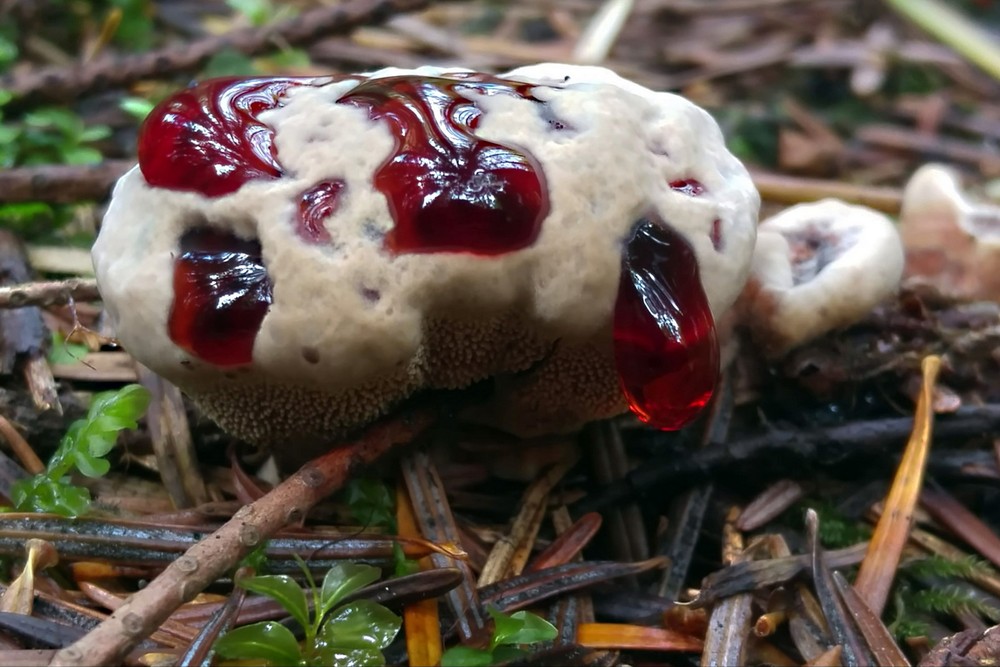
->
xmin=738 ymin=199 xmax=904 ymax=357
xmin=899 ymin=164 xmax=1000 ymax=301
xmin=93 ymin=64 xmax=759 ymax=452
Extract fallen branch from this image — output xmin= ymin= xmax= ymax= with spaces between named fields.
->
xmin=47 ymin=409 xmax=435 ymax=667
xmin=0 ymin=280 xmax=100 ymax=309
xmin=0 ymin=161 xmax=132 ymax=204
xmin=574 ymin=404 xmax=1000 ymax=514
xmin=2 ymin=0 xmax=429 ymax=104
xmin=751 ymin=169 xmax=903 ymax=214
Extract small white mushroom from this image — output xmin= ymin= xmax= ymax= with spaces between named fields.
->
xmin=899 ymin=164 xmax=1000 ymax=301
xmin=737 ymin=199 xmax=905 ymax=357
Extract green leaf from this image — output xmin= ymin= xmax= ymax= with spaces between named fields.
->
xmin=392 ymin=542 xmax=420 ymax=577
xmin=238 ymin=542 xmax=270 ymax=575
xmin=440 ymin=646 xmax=494 ymax=667
xmin=24 ymin=108 xmax=80 ymax=134
xmin=319 ymin=600 xmax=400 ymax=650
xmin=0 ymin=33 xmax=17 ymax=71
xmin=111 ymin=0 xmax=155 ymax=51
xmin=83 ymin=430 xmax=118 ymax=459
xmin=488 ymin=607 xmax=524 ymax=649
xmin=11 ymin=477 xmax=91 ymax=517
xmin=202 ymin=48 xmax=259 ymax=77
xmin=493 ymin=645 xmax=527 ymax=663
xmin=47 ymin=332 xmax=88 ymax=365
xmin=61 ymin=146 xmax=103 ymax=165
xmin=213 ymin=621 xmax=303 ymax=664
xmin=10 ymin=384 xmax=150 ymax=518
xmin=268 ymin=48 xmax=311 ymax=69
xmin=71 ymin=449 xmax=111 ymax=478
xmin=119 ymin=97 xmax=155 ymax=121
xmin=239 ymin=575 xmax=310 ymax=631
xmin=309 ymin=646 xmax=384 ymax=667
xmin=228 ymin=0 xmax=275 ymax=26
xmin=488 ymin=608 xmax=557 ymax=649
xmin=344 ymin=478 xmax=395 ymax=531
xmin=318 ymin=563 xmax=381 ymax=621
xmin=78 ymin=125 xmax=112 ymax=142
xmin=90 ymin=384 xmax=150 ymax=424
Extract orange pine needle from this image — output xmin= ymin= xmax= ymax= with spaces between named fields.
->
xmin=577 ymin=623 xmax=703 ymax=652
xmin=396 ymin=482 xmax=443 ymax=667
xmin=854 ymin=355 xmax=940 ymax=616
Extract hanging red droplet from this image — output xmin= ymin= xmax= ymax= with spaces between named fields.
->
xmin=169 ymin=229 xmax=272 ymax=366
xmin=296 ymin=180 xmax=345 ymax=244
xmin=613 ymin=217 xmax=719 ymax=429
xmin=138 ymin=76 xmax=329 ymax=197
xmin=339 ymin=75 xmax=549 ymax=255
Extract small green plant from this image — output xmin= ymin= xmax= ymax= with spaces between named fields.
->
xmin=790 ymin=500 xmax=871 ymax=549
xmin=227 ymin=0 xmax=296 ymax=26
xmin=10 ymin=384 xmax=150 ymax=517
xmin=342 ymin=478 xmax=418 ymax=576
xmin=904 ymin=554 xmax=997 ymax=581
xmin=910 ymin=585 xmax=1000 ymax=622
xmin=213 ymin=561 xmax=401 ymax=666
xmin=2 ymin=107 xmax=111 ymax=167
xmin=119 ymin=96 xmax=156 ymax=122
xmin=345 ymin=477 xmax=396 ymax=532
xmin=105 ymin=0 xmax=156 ymax=51
xmin=0 ymin=95 xmax=112 ymax=239
xmin=440 ymin=607 xmax=559 ymax=667
xmin=889 ymin=555 xmax=1000 ymax=640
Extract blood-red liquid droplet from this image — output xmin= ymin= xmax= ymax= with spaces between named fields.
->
xmin=614 ymin=218 xmax=719 ymax=429
xmin=669 ymin=178 xmax=705 ymax=197
xmin=339 ymin=75 xmax=549 ymax=255
xmin=296 ymin=180 xmax=345 ymax=244
xmin=169 ymin=229 xmax=272 ymax=366
xmin=139 ymin=76 xmax=328 ymax=197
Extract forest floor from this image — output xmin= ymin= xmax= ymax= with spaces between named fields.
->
xmin=1 ymin=1 xmax=1000 ymax=665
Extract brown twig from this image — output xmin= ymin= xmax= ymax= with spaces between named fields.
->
xmin=0 ymin=415 xmax=44 ymax=475
xmin=0 ymin=279 xmax=100 ymax=309
xmin=2 ymin=0 xmax=429 ymax=104
xmin=0 ymin=161 xmax=132 ymax=204
xmin=574 ymin=404 xmax=1000 ymax=515
xmin=0 ymin=231 xmax=61 ymax=414
xmin=47 ymin=409 xmax=435 ymax=667
xmin=135 ymin=364 xmax=209 ymax=509
xmin=750 ymin=170 xmax=903 ymax=214
xmin=858 ymin=124 xmax=1000 ymax=174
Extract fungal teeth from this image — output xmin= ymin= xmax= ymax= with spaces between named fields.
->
xmin=169 ymin=229 xmax=272 ymax=367
xmin=613 ymin=217 xmax=719 ymax=429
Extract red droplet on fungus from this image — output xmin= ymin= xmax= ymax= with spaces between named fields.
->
xmin=669 ymin=178 xmax=705 ymax=197
xmin=169 ymin=229 xmax=273 ymax=366
xmin=338 ymin=75 xmax=549 ymax=255
xmin=296 ymin=180 xmax=345 ymax=244
xmin=613 ymin=217 xmax=719 ymax=429
xmin=138 ymin=76 xmax=329 ymax=197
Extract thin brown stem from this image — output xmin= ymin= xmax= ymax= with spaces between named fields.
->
xmin=48 ymin=410 xmax=435 ymax=667
xmin=0 ymin=280 xmax=100 ymax=309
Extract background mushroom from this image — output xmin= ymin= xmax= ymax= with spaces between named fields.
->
xmin=92 ymin=64 xmax=760 ymax=464
xmin=737 ymin=198 xmax=905 ymax=358
xmin=898 ymin=163 xmax=1000 ymax=302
